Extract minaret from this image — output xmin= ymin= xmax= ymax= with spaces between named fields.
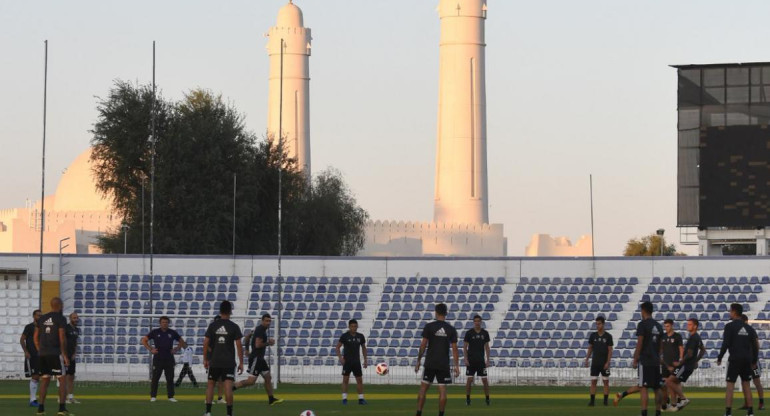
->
xmin=267 ymin=0 xmax=312 ymax=175
xmin=434 ymin=0 xmax=489 ymax=225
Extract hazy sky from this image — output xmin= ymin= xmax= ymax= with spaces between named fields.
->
xmin=3 ymin=1 xmax=770 ymax=256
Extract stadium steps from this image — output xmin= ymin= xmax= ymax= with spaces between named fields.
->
xmin=485 ymin=276 xmax=518 ymax=342
xmin=236 ymin=278 xmax=252 ymax=314
xmin=610 ymin=275 xmax=647 ymax=342
xmin=749 ymin=286 xmax=770 ymax=321
xmin=357 ymin=279 xmax=384 ymax=341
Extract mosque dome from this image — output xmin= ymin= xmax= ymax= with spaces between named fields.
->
xmin=54 ymin=147 xmax=113 ymax=212
xmin=277 ymin=1 xmax=304 ymax=27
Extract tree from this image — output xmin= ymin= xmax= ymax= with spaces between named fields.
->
xmin=91 ymin=81 xmax=368 ymax=255
xmin=623 ymin=233 xmax=686 ymax=256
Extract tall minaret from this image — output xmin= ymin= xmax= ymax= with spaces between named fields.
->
xmin=434 ymin=0 xmax=489 ymax=225
xmin=267 ymin=0 xmax=312 ymax=175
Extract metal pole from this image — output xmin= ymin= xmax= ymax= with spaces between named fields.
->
xmin=148 ymin=40 xmax=156 ymax=379
xmin=38 ymin=40 xmax=48 ymax=310
xmin=58 ymin=238 xmax=70 ymax=281
xmin=589 ymin=174 xmax=595 ymax=257
xmin=233 ymin=173 xmax=237 ymax=258
xmin=275 ymin=37 xmax=285 ymax=387
xmin=142 ymin=179 xmax=145 ymax=274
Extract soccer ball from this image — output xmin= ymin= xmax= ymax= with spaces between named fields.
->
xmin=375 ymin=362 xmax=389 ymax=375
xmin=299 ymin=411 xmax=316 ymax=416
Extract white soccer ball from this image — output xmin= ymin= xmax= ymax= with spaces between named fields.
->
xmin=299 ymin=411 xmax=316 ymax=416
xmin=375 ymin=362 xmax=389 ymax=375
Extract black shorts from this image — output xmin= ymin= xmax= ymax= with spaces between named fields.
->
xmin=24 ymin=355 xmax=39 ymax=377
xmin=661 ymin=365 xmax=672 ymax=379
xmin=247 ymin=357 xmax=270 ymax=377
xmin=422 ymin=368 xmax=452 ymax=385
xmin=638 ymin=365 xmax=661 ymax=389
xmin=65 ymin=356 xmax=76 ymax=376
xmin=466 ymin=362 xmax=488 ymax=377
xmin=726 ymin=360 xmax=753 ymax=383
xmin=207 ymin=367 xmax=235 ymax=382
xmin=590 ymin=361 xmax=610 ymax=379
xmin=39 ymin=355 xmax=63 ymax=377
xmin=673 ymin=365 xmax=694 ymax=383
xmin=342 ymin=361 xmax=363 ymax=377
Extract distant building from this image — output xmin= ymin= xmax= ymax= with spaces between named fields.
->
xmin=525 ymin=234 xmax=593 ymax=257
xmin=0 ymin=148 xmax=120 ymax=254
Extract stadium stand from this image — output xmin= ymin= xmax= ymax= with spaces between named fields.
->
xmin=0 ymin=278 xmax=40 ymax=376
xmin=3 ymin=266 xmax=770 ymax=386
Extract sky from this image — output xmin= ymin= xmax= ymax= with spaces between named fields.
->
xmin=3 ymin=0 xmax=770 ymax=256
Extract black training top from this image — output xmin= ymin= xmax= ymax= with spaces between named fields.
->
xmin=339 ymin=331 xmax=366 ymax=363
xmin=37 ymin=312 xmax=67 ymax=356
xmin=463 ymin=328 xmax=490 ymax=364
xmin=22 ymin=323 xmax=37 ymax=355
xmin=65 ymin=324 xmax=80 ymax=358
xmin=588 ymin=331 xmax=613 ymax=362
xmin=683 ymin=332 xmax=704 ymax=368
xmin=422 ymin=320 xmax=458 ymax=370
xmin=250 ymin=325 xmax=268 ymax=360
xmin=719 ymin=319 xmax=758 ymax=363
xmin=636 ymin=317 xmax=664 ymax=366
xmin=146 ymin=328 xmax=181 ymax=362
xmin=661 ymin=331 xmax=683 ymax=365
xmin=205 ymin=319 xmax=243 ymax=369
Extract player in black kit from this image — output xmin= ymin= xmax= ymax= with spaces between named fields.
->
xmin=232 ymin=314 xmax=283 ymax=405
xmin=21 ymin=309 xmax=42 ymax=407
xmin=203 ymin=301 xmax=243 ymax=416
xmin=33 ymin=297 xmax=71 ymax=416
xmin=64 ymin=312 xmax=80 ymax=404
xmin=741 ymin=314 xmax=765 ymax=411
xmin=336 ymin=319 xmax=368 ymax=405
xmin=718 ymin=304 xmax=759 ymax=416
xmin=585 ymin=315 xmax=613 ymax=406
xmin=415 ymin=303 xmax=459 ymax=416
xmin=631 ymin=301 xmax=663 ymax=416
xmin=463 ymin=315 xmax=490 ymax=406
xmin=664 ymin=318 xmax=706 ymax=412
xmin=660 ymin=319 xmax=684 ymax=410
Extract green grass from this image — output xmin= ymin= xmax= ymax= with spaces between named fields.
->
xmin=0 ymin=381 xmax=745 ymax=416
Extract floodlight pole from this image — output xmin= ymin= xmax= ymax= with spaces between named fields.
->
xmin=148 ymin=40 xmax=157 ymax=380
xmin=38 ymin=40 xmax=48 ymax=310
xmin=275 ymin=37 xmax=285 ymax=389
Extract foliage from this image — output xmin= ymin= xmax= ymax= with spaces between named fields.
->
xmin=91 ymin=81 xmax=368 ymax=255
xmin=623 ymin=233 xmax=686 ymax=256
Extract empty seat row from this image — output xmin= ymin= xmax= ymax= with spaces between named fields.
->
xmin=521 ymin=277 xmax=638 ymax=286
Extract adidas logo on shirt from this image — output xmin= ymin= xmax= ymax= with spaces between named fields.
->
xmin=738 ymin=327 xmax=748 ymax=336
xmin=44 ymin=318 xmax=53 ymax=325
xmin=216 ymin=326 xmax=228 ymax=335
xmin=435 ymin=328 xmax=447 ymax=337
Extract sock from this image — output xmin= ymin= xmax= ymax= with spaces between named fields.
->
xmin=438 ymin=412 xmax=445 ymax=416
xmin=604 ymin=394 xmax=608 ymax=404
xmin=218 ymin=396 xmax=223 ymax=401
xmin=726 ymin=406 xmax=732 ymax=415
xmin=748 ymin=406 xmax=754 ymax=415
xmin=486 ymin=395 xmax=490 ymax=401
xmin=621 ymin=391 xmax=629 ymax=398
xmin=415 ymin=411 xmax=422 ymax=416
xmin=655 ymin=411 xmax=661 ymax=416
xmin=59 ymin=402 xmax=66 ymax=412
xmin=640 ymin=410 xmax=647 ymax=416
xmin=226 ymin=405 xmax=233 ymax=416
xmin=590 ymin=394 xmax=595 ymax=403
xmin=269 ymin=395 xmax=276 ymax=403
xmin=30 ymin=380 xmax=38 ymax=401
xmin=38 ymin=404 xmax=44 ymax=412
xmin=68 ymin=393 xmax=73 ymax=400
xmin=358 ymin=394 xmax=364 ymax=400
xmin=761 ymin=398 xmax=765 ymax=405
xmin=206 ymin=403 xmax=212 ymax=413
xmin=342 ymin=393 xmax=348 ymax=400
xmin=467 ymin=394 xmax=471 ymax=401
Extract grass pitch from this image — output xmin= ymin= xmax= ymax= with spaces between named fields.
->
xmin=0 ymin=381 xmax=741 ymax=416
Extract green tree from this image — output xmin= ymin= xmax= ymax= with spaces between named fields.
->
xmin=91 ymin=81 xmax=368 ymax=255
xmin=623 ymin=233 xmax=686 ymax=256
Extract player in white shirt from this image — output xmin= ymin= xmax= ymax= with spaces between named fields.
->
xmin=175 ymin=346 xmax=198 ymax=388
